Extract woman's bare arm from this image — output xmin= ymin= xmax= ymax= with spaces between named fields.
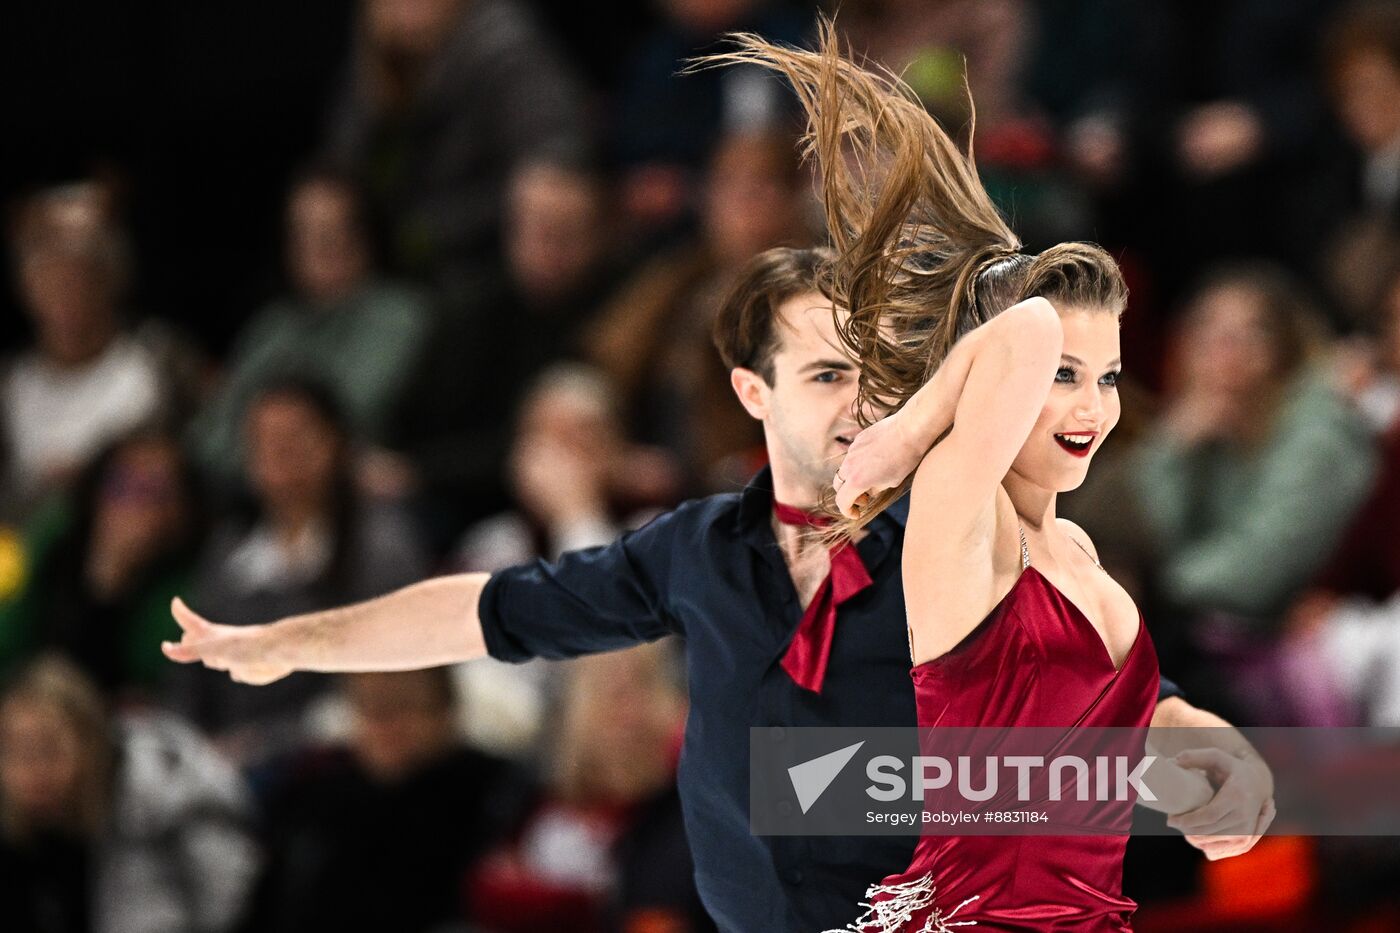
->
xmin=836 ymin=298 xmax=1063 ymax=518
xmin=892 ymin=299 xmax=1063 ymax=663
xmin=162 ymin=574 xmax=490 ymax=684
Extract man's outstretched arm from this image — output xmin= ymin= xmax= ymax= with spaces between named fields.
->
xmin=163 ymin=574 xmax=491 ymax=685
xmin=164 ymin=503 xmax=689 ymax=683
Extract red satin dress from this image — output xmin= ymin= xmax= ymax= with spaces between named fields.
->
xmin=849 ymin=535 xmax=1159 ymax=933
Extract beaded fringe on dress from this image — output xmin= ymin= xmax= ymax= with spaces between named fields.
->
xmin=822 ymin=872 xmax=979 ymax=932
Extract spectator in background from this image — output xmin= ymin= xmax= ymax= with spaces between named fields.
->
xmin=1287 ymin=267 xmax=1400 ymax=725
xmin=392 ymin=160 xmax=625 ymax=543
xmin=457 ymin=364 xmax=674 ymax=571
xmin=449 ymin=364 xmax=677 ymax=758
xmin=1 ymin=183 xmax=190 ymax=520
xmin=248 ymin=667 xmax=529 ymax=933
xmin=588 ymin=129 xmax=815 ymax=491
xmin=843 ymin=0 xmax=1090 ymax=247
xmin=172 ymin=379 xmax=428 ymax=765
xmin=1318 ymin=2 xmax=1400 ymax=326
xmin=1133 ymin=266 xmax=1376 ymax=717
xmin=0 ymin=429 xmax=202 ymax=702
xmin=503 ymin=161 xmax=616 ymax=321
xmin=187 ymin=169 xmax=432 ymax=496
xmin=466 ymin=641 xmax=709 ymax=933
xmin=613 ymin=0 xmax=808 ymax=236
xmin=322 ymin=0 xmax=591 ymax=305
xmin=0 ymin=657 xmax=259 ymax=933
xmin=1044 ymin=1 xmax=1333 ymax=310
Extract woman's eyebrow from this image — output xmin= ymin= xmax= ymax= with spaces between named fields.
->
xmin=1060 ymin=354 xmax=1122 ymax=368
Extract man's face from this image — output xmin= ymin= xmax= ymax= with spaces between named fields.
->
xmin=739 ymin=291 xmax=861 ymax=495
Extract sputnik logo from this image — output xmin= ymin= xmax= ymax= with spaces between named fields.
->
xmin=788 ymin=741 xmax=865 ymax=814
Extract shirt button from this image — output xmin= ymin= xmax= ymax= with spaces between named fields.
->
xmin=776 ymin=800 xmax=793 ymax=817
xmin=784 ymin=868 xmax=805 ymax=885
xmin=770 ymin=726 xmax=787 ymax=742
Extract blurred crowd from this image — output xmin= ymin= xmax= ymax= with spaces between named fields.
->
xmin=4 ymin=0 xmax=1400 ymax=930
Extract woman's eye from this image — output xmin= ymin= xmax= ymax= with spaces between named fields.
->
xmin=1099 ymin=371 xmax=1120 ymax=388
xmin=1054 ymin=367 xmax=1076 ymax=384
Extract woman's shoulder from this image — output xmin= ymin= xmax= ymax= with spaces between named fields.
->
xmin=1054 ymin=517 xmax=1100 ymax=563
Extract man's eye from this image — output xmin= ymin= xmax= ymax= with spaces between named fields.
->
xmin=1100 ymin=371 xmax=1121 ymax=388
xmin=814 ymin=371 xmax=840 ymax=383
xmin=1054 ymin=367 xmax=1076 ymax=384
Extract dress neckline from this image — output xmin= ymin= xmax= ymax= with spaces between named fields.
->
xmin=1022 ymin=566 xmax=1143 ymax=674
xmin=912 ymin=566 xmax=1143 ymax=676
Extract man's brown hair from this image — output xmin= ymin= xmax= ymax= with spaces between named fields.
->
xmin=713 ymin=245 xmax=835 ymax=385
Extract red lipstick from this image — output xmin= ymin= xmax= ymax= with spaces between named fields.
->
xmin=1053 ymin=431 xmax=1097 ymax=458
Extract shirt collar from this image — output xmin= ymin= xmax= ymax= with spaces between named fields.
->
xmin=735 ymin=465 xmax=909 ymax=539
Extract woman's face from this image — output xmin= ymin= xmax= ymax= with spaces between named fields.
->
xmin=1181 ymin=284 xmax=1278 ymax=395
xmin=246 ymin=396 xmax=341 ymax=512
xmin=92 ymin=440 xmax=186 ymax=554
xmin=0 ymin=699 xmax=83 ymax=823
xmin=346 ymin=672 xmax=454 ymax=782
xmin=20 ymin=251 xmax=116 ymax=363
xmin=1009 ymin=307 xmax=1122 ymax=493
xmin=287 ymin=181 xmax=369 ymax=304
xmin=702 ymin=136 xmax=800 ymax=266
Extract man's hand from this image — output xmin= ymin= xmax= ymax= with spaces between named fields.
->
xmin=1168 ymin=747 xmax=1276 ymax=860
xmin=162 ymin=597 xmax=294 ymax=685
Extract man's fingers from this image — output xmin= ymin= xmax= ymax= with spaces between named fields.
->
xmin=1170 ymin=804 xmax=1252 ymax=837
xmin=1168 ymin=788 xmax=1255 ymax=836
xmin=1255 ymin=798 xmax=1277 ymax=836
xmin=1185 ymin=834 xmax=1250 ymax=859
xmin=1166 ymin=793 xmax=1230 ymax=832
xmin=1174 ymin=747 xmax=1232 ymax=777
xmin=1191 ymin=830 xmax=1263 ymax=859
xmin=1183 ymin=800 xmax=1274 ymax=859
xmin=171 ymin=597 xmax=213 ymax=635
xmin=162 ymin=640 xmax=201 ymax=663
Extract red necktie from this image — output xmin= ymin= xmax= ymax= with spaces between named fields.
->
xmin=772 ymin=501 xmax=873 ymax=694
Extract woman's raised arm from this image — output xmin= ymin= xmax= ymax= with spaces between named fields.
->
xmin=835 ymin=297 xmax=1063 ymax=520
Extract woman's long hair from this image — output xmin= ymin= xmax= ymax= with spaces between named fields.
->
xmin=698 ymin=20 xmax=1126 ymax=535
xmin=0 ymin=656 xmax=114 ymax=841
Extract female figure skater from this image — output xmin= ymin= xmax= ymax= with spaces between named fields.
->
xmin=709 ymin=24 xmax=1209 ymax=932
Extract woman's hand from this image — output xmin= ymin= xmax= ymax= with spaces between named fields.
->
xmin=833 ymin=412 xmax=926 ymax=518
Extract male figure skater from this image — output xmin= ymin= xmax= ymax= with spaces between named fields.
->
xmin=166 ymin=247 xmax=1274 ymax=932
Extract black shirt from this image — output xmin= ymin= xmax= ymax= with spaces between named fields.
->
xmin=479 ymin=467 xmax=1183 ymax=932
